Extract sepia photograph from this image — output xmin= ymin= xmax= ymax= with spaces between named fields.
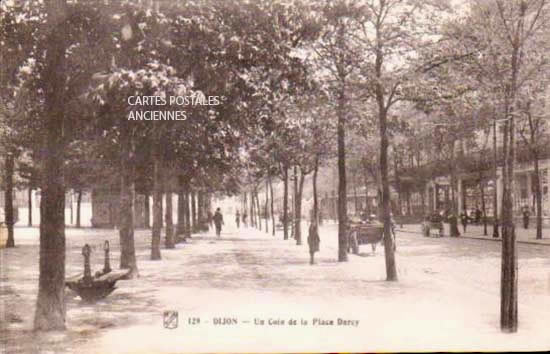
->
xmin=1 ymin=0 xmax=549 ymax=352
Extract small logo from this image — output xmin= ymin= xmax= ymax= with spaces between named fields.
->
xmin=163 ymin=310 xmax=178 ymax=329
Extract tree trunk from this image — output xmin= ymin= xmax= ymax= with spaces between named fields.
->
xmin=4 ymin=153 xmax=15 ymax=248
xmin=269 ymin=176 xmax=275 ymax=236
xmin=34 ymin=0 xmax=68 ymax=329
xmin=251 ymin=190 xmax=256 ymax=228
xmin=118 ymin=126 xmax=138 ymax=276
xmin=406 ymin=190 xmax=412 ymax=216
xmin=283 ymin=166 xmax=289 ymax=239
xmin=206 ymin=193 xmax=212 ymax=217
xmin=203 ymin=192 xmax=209 ymax=230
xmin=144 ymin=191 xmax=150 ymax=229
xmin=376 ymin=95 xmax=396 ymax=279
xmin=151 ymin=156 xmax=162 ymax=260
xmin=264 ymin=179 xmax=269 ymax=233
xmin=293 ymin=166 xmax=298 ymax=239
xmin=313 ymin=155 xmax=319 ymax=230
xmin=244 ymin=192 xmax=246 ymax=214
xmin=250 ymin=191 xmax=256 ymax=227
xmin=35 ymin=113 xmax=66 ymax=330
xmin=533 ymin=155 xmax=542 ymax=239
xmin=493 ymin=117 xmax=499 ymax=238
xmin=295 ymin=168 xmax=305 ymax=246
xmin=500 ymin=100 xmax=517 ymax=332
xmin=28 ymin=188 xmax=33 ymax=227
xmin=394 ymin=157 xmax=402 ymax=216
xmin=197 ymin=190 xmax=204 ymax=230
xmin=165 ymin=182 xmax=175 ymax=249
xmin=244 ymin=192 xmax=248 ymax=228
xmin=160 ymin=189 xmax=163 ymax=229
xmin=353 ymin=172 xmax=359 ymax=214
xmin=176 ymin=178 xmax=184 ymax=236
xmin=252 ymin=191 xmax=257 ymax=229
xmin=184 ymin=185 xmax=191 ymax=238
xmin=480 ymin=179 xmax=487 ymax=236
xmin=254 ymin=191 xmax=258 ymax=228
xmin=420 ymin=185 xmax=426 ymax=216
xmin=255 ymin=190 xmax=262 ymax=231
xmin=337 ymin=87 xmax=348 ymax=262
xmin=461 ymin=178 xmax=468 ymax=212
xmin=76 ymin=189 xmax=82 ymax=228
xmin=501 ymin=164 xmax=517 ymax=332
xmin=251 ymin=191 xmax=255 ymax=228
xmin=191 ymin=190 xmax=197 ymax=232
xmin=69 ymin=191 xmax=73 ymax=226
xmin=449 ymin=142 xmax=460 ymax=237
xmin=500 ymin=215 xmax=517 ymax=332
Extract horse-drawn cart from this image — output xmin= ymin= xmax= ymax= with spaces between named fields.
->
xmin=421 ymin=214 xmax=444 ymax=237
xmin=348 ymin=220 xmax=384 ymax=254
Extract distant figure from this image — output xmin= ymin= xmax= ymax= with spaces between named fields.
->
xmin=307 ymin=221 xmax=320 ymax=265
xmin=235 ymin=211 xmax=241 ymax=229
xmin=522 ymin=206 xmax=530 ymax=229
xmin=213 ymin=208 xmax=224 ymax=237
xmin=475 ymin=207 xmax=482 ymax=224
xmin=430 ymin=211 xmax=442 ymax=223
xmin=460 ymin=210 xmax=469 ymax=233
xmin=242 ymin=211 xmax=248 ymax=227
xmin=447 ymin=211 xmax=460 ymax=237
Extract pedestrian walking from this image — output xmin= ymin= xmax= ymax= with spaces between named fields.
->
xmin=474 ymin=207 xmax=482 ymax=224
xmin=242 ymin=211 xmax=248 ymax=227
xmin=522 ymin=206 xmax=530 ymax=229
xmin=235 ymin=210 xmax=240 ymax=229
xmin=213 ymin=207 xmax=224 ymax=237
xmin=460 ymin=210 xmax=469 ymax=233
xmin=307 ymin=221 xmax=320 ymax=265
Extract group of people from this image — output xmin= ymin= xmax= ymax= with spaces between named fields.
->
xmin=212 ymin=203 xmax=534 ymax=266
xmin=234 ymin=210 xmax=249 ymax=228
xmin=459 ymin=206 xmax=533 ymax=232
xmin=458 ymin=207 xmax=483 ymax=233
xmin=206 ymin=208 xmax=252 ymax=238
xmin=207 ymin=206 xmax=321 ymax=266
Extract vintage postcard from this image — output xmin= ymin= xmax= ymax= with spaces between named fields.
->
xmin=1 ymin=0 xmax=549 ymax=353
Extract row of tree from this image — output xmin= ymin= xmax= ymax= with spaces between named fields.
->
xmin=1 ymin=0 xmax=548 ymax=334
xmin=227 ymin=0 xmax=549 ymax=335
xmin=0 ymin=0 xmax=320 ymax=330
